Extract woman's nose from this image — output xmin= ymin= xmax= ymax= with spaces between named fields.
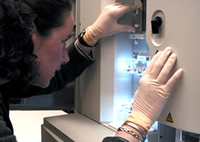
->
xmin=62 ymin=49 xmax=70 ymax=64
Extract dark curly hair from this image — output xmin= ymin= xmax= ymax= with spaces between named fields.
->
xmin=0 ymin=0 xmax=72 ymax=85
xmin=0 ymin=0 xmax=38 ymax=85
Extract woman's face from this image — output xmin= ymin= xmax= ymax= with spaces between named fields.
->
xmin=32 ymin=12 xmax=74 ymax=88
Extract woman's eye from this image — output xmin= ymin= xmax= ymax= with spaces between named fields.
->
xmin=63 ymin=35 xmax=72 ymax=43
xmin=62 ymin=35 xmax=72 ymax=48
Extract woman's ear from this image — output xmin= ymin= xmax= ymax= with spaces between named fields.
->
xmin=30 ymin=23 xmax=37 ymax=35
xmin=31 ymin=23 xmax=40 ymax=50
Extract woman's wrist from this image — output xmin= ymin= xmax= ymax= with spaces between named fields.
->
xmin=76 ymin=39 xmax=93 ymax=54
xmin=116 ymin=125 xmax=144 ymax=142
xmin=123 ymin=122 xmax=146 ymax=140
xmin=83 ymin=27 xmax=99 ymax=46
xmin=83 ymin=26 xmax=101 ymax=46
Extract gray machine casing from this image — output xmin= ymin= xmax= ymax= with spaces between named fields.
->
xmin=146 ymin=0 xmax=200 ymax=134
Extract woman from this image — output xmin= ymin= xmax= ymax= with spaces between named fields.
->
xmin=0 ymin=0 xmax=183 ymax=142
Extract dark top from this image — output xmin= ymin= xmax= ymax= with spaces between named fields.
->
xmin=0 ymin=41 xmax=129 ymax=142
xmin=103 ymin=137 xmax=129 ymax=142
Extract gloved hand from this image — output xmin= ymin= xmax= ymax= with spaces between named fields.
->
xmin=83 ymin=3 xmax=142 ymax=46
xmin=125 ymin=47 xmax=183 ymax=133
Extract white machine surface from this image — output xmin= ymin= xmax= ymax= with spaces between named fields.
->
xmin=41 ymin=113 xmax=115 ymax=142
xmin=146 ymin=0 xmax=200 ymax=134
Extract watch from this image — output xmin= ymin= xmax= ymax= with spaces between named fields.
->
xmin=78 ymin=29 xmax=98 ymax=48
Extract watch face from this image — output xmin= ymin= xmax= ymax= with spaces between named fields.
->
xmin=78 ymin=29 xmax=85 ymax=38
xmin=81 ymin=30 xmax=85 ymax=36
xmin=82 ymin=29 xmax=86 ymax=35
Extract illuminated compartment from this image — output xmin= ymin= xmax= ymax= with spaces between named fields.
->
xmin=122 ymin=34 xmax=150 ymax=76
xmin=76 ymin=0 xmax=150 ymax=123
xmin=113 ymin=33 xmax=150 ymax=121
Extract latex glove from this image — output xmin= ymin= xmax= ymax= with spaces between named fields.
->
xmin=83 ymin=3 xmax=142 ymax=46
xmin=125 ymin=47 xmax=183 ymax=133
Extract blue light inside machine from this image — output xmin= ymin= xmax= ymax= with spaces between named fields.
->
xmin=121 ymin=33 xmax=151 ymax=76
xmin=122 ymin=55 xmax=150 ymax=76
xmin=117 ymin=55 xmax=150 ymax=115
xmin=117 ymin=33 xmax=151 ymax=116
xmin=118 ymin=98 xmax=134 ymax=114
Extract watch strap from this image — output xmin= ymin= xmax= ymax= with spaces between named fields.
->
xmin=78 ymin=29 xmax=98 ymax=48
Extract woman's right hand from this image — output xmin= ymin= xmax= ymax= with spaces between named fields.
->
xmin=125 ymin=47 xmax=183 ymax=132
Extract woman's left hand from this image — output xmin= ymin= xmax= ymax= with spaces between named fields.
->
xmin=84 ymin=3 xmax=142 ymax=45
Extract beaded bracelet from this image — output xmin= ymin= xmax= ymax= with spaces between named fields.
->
xmin=117 ymin=127 xmax=144 ymax=142
xmin=123 ymin=122 xmax=146 ymax=140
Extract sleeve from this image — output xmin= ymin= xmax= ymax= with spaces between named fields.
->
xmin=0 ymin=117 xmax=17 ymax=142
xmin=102 ymin=136 xmax=129 ymax=142
xmin=0 ymin=97 xmax=17 ymax=142
xmin=9 ymin=40 xmax=95 ymax=98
